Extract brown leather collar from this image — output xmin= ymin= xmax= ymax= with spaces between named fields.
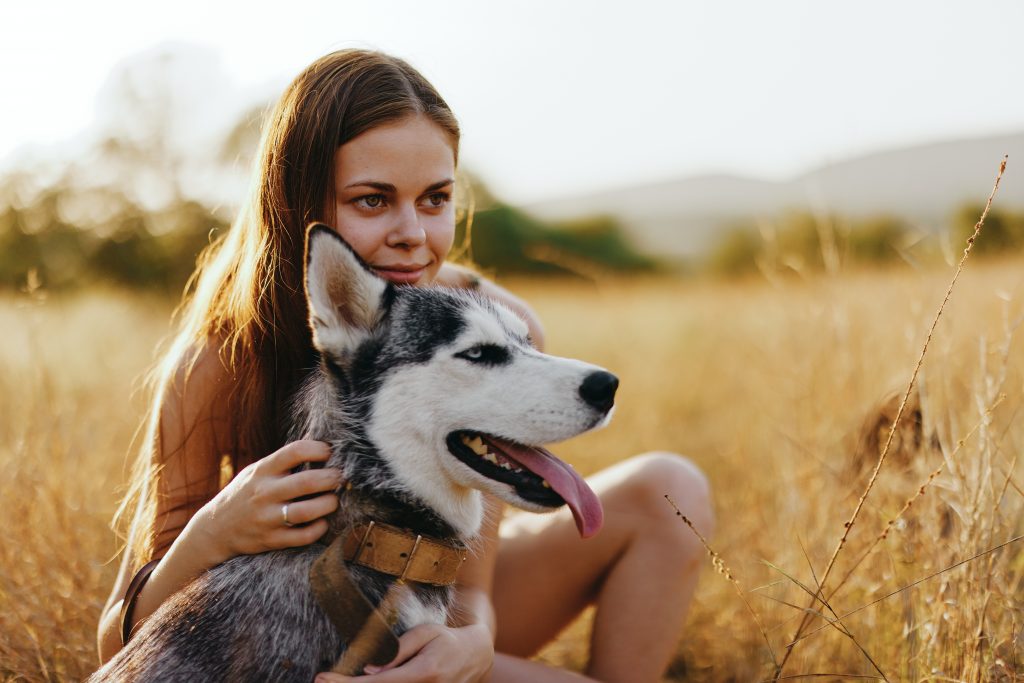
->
xmin=341 ymin=521 xmax=467 ymax=586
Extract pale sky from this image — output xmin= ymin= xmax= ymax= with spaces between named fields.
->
xmin=3 ymin=0 xmax=1024 ymax=204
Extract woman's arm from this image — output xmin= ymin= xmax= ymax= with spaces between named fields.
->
xmin=97 ymin=346 xmax=230 ymax=661
xmin=97 ymin=347 xmax=343 ymax=662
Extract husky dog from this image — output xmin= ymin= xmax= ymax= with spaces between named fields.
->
xmin=91 ymin=224 xmax=616 ymax=682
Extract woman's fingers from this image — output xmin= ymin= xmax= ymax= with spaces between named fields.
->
xmin=262 ymin=439 xmax=331 ymax=473
xmin=279 ymin=493 xmax=339 ymax=526
xmin=234 ymin=440 xmax=343 ymax=552
xmin=369 ymin=624 xmax=447 ymax=672
xmin=271 ymin=517 xmax=330 ymax=548
xmin=279 ymin=467 xmax=345 ymax=500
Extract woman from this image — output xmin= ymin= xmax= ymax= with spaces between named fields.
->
xmin=96 ymin=49 xmax=713 ymax=683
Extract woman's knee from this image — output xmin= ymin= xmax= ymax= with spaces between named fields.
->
xmin=612 ymin=452 xmax=715 ymax=539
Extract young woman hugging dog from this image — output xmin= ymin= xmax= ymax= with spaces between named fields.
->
xmin=95 ymin=49 xmax=713 ymax=683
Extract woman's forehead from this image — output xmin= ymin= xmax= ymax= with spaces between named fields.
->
xmin=334 ymin=115 xmax=456 ymax=188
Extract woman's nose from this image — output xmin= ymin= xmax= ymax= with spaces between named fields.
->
xmin=386 ymin=204 xmax=427 ymax=248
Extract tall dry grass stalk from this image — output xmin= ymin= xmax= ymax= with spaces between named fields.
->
xmin=665 ymin=494 xmax=779 ymax=669
xmin=775 ymin=155 xmax=1009 ymax=677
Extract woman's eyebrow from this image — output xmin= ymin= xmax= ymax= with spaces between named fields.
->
xmin=344 ymin=180 xmax=395 ymax=192
xmin=422 ymin=178 xmax=455 ymax=192
xmin=343 ymin=178 xmax=454 ymax=193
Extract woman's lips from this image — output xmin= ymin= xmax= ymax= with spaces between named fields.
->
xmin=372 ymin=265 xmax=427 ymax=284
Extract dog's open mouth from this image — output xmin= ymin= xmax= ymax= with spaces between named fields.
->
xmin=446 ymin=431 xmax=604 ymax=538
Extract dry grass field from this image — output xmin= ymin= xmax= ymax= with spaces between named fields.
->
xmin=3 ymin=256 xmax=1024 ymax=681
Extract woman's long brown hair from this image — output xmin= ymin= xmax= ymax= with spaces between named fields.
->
xmin=116 ymin=49 xmax=461 ymax=569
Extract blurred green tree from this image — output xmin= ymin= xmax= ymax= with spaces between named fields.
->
xmin=952 ymin=203 xmax=1024 ymax=254
xmin=457 ymin=197 xmax=656 ymax=277
xmin=706 ymin=211 xmax=914 ymax=276
xmin=846 ymin=216 xmax=909 ymax=263
xmin=707 ymin=228 xmax=761 ymax=275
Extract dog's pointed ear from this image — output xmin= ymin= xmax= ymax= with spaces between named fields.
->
xmin=304 ymin=224 xmax=390 ymax=355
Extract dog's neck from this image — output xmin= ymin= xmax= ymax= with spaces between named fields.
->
xmin=289 ymin=361 xmax=485 ymax=543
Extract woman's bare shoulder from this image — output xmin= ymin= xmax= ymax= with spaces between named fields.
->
xmin=168 ymin=338 xmax=233 ymax=399
xmin=157 ymin=341 xmax=235 ymax=496
xmin=161 ymin=340 xmax=235 ymax=446
xmin=151 ymin=339 xmax=237 ymax=555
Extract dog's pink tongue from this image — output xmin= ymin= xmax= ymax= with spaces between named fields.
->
xmin=487 ymin=438 xmax=604 ymax=538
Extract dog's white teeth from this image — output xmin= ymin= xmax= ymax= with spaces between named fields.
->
xmin=483 ymin=453 xmax=498 ymax=464
xmin=542 ymin=480 xmax=551 ymax=488
xmin=461 ymin=435 xmax=490 ymax=455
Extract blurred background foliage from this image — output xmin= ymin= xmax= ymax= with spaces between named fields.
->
xmin=1 ymin=52 xmax=1021 ymax=294
xmin=455 ymin=185 xmax=659 ymax=278
xmin=0 ymin=73 xmax=656 ymax=292
xmin=4 ymin=144 xmax=1021 ymax=292
xmin=707 ymin=206 xmax=1024 ymax=278
xmin=9 ymin=147 xmax=1018 ymax=292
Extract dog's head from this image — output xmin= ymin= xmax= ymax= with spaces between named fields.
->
xmin=304 ymin=224 xmax=612 ymax=538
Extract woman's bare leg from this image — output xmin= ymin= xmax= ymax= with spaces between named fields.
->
xmin=491 ymin=452 xmax=714 ymax=683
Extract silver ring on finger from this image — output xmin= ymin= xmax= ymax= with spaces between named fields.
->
xmin=282 ymin=502 xmax=295 ymax=528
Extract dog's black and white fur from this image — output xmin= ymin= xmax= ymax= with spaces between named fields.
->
xmin=90 ymin=225 xmax=616 ymax=682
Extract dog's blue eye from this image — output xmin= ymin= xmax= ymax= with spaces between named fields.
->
xmin=456 ymin=344 xmax=511 ymax=365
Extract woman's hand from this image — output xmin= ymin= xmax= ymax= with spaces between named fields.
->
xmin=188 ymin=439 xmax=344 ymax=565
xmin=315 ymin=623 xmax=494 ymax=683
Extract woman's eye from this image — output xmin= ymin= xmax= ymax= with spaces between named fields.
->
xmin=423 ymin=192 xmax=450 ymax=209
xmin=355 ymin=194 xmax=386 ymax=210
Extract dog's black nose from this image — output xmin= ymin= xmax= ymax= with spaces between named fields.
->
xmin=579 ymin=371 xmax=618 ymax=412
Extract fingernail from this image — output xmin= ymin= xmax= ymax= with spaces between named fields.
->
xmin=364 ymin=665 xmax=381 ymax=674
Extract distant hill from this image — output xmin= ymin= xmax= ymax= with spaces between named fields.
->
xmin=525 ymin=131 xmax=1024 ymax=258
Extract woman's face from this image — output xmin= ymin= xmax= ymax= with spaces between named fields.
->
xmin=330 ymin=115 xmax=457 ymax=286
